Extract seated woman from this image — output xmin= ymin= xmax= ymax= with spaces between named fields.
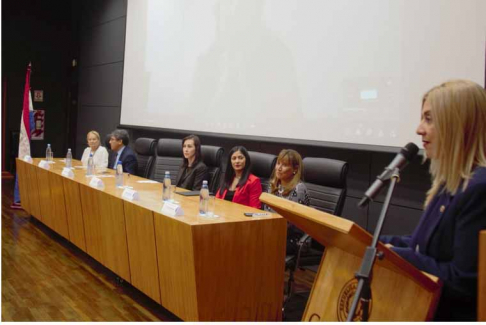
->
xmin=380 ymin=80 xmax=486 ymax=321
xmin=175 ymin=135 xmax=208 ymax=191
xmin=265 ymin=149 xmax=310 ymax=254
xmin=216 ymin=146 xmax=262 ymax=209
xmin=81 ymin=130 xmax=109 ymax=168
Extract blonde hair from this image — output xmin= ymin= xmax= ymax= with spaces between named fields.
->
xmin=424 ymin=80 xmax=486 ymax=206
xmin=270 ymin=149 xmax=304 ymax=196
xmin=87 ymin=130 xmax=101 ymax=143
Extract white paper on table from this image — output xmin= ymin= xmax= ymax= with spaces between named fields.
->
xmin=137 ymin=180 xmax=159 ymax=184
xmin=161 ymin=202 xmax=184 ymax=217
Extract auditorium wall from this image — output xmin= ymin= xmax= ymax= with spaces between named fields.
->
xmin=77 ymin=0 xmax=429 ymax=234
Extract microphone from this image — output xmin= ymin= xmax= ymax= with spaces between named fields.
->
xmin=358 ymin=142 xmax=419 ymax=207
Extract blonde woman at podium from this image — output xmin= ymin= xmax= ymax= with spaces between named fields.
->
xmin=80 ymin=130 xmax=109 ymax=169
xmin=381 ymin=80 xmax=486 ymax=321
xmin=264 ymin=149 xmax=310 ymax=254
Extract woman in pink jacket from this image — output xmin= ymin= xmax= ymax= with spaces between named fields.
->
xmin=216 ymin=146 xmax=262 ymax=209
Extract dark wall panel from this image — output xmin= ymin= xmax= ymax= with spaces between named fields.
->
xmin=2 ymin=0 xmax=76 ymax=171
xmin=81 ymin=0 xmax=127 ymax=28
xmin=79 ymin=63 xmax=124 ymax=107
xmin=75 ymin=105 xmax=121 ymax=159
xmin=76 ymin=0 xmax=127 ymax=159
xmin=80 ymin=17 xmax=126 ymax=67
xmin=368 ymin=201 xmax=423 ymax=236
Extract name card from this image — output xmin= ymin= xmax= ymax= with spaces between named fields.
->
xmin=89 ymin=177 xmax=105 ymax=189
xmin=23 ymin=155 xmax=33 ymax=163
xmin=61 ymin=167 xmax=75 ymax=179
xmin=161 ymin=201 xmax=184 ymax=217
xmin=38 ymin=160 xmax=50 ymax=170
xmin=122 ymin=188 xmax=140 ymax=201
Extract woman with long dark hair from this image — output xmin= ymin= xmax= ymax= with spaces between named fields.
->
xmin=175 ymin=135 xmax=208 ymax=190
xmin=216 ymin=146 xmax=262 ymax=209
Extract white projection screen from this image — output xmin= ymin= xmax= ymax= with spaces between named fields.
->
xmin=121 ymin=0 xmax=486 ymax=149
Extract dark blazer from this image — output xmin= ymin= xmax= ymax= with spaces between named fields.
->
xmin=175 ymin=160 xmax=208 ymax=191
xmin=108 ymin=146 xmax=138 ymax=175
xmin=381 ymin=167 xmax=486 ymax=321
xmin=216 ymin=174 xmax=262 ymax=209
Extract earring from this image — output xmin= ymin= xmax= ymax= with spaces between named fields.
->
xmin=293 ymin=171 xmax=296 ymax=175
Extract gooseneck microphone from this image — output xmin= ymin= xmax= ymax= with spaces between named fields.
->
xmin=358 ymin=142 xmax=419 ymax=207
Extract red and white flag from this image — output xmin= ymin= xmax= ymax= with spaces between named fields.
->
xmin=18 ymin=63 xmax=33 ymax=159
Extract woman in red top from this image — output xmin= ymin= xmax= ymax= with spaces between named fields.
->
xmin=216 ymin=146 xmax=262 ymax=209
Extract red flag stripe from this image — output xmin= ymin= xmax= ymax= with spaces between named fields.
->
xmin=22 ymin=64 xmax=31 ymax=139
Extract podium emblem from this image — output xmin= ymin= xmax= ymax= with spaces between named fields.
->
xmin=337 ymin=278 xmax=373 ymax=321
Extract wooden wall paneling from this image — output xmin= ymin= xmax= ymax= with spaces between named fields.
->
xmin=154 ymin=213 xmax=199 ymax=321
xmin=98 ymin=191 xmax=131 ymax=282
xmin=62 ymin=178 xmax=87 ymax=252
xmin=35 ymin=167 xmax=54 ymax=229
xmin=15 ymin=159 xmax=31 ymax=213
xmin=25 ymin=161 xmax=42 ymax=219
xmin=191 ymin=218 xmax=286 ymax=321
xmin=124 ymin=202 xmax=161 ymax=304
xmin=79 ymin=183 xmax=105 ymax=263
xmin=47 ymin=172 xmax=70 ymax=239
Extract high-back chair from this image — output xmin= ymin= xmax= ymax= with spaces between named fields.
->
xmin=284 ymin=157 xmax=349 ymax=315
xmin=150 ymin=138 xmax=183 ymax=184
xmin=201 ymin=145 xmax=224 ymax=193
xmin=248 ymin=151 xmax=277 ymax=193
xmin=133 ymin=137 xmax=156 ymax=178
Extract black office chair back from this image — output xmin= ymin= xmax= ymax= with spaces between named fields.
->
xmin=303 ymin=157 xmax=348 ymax=216
xmin=151 ymin=138 xmax=183 ymax=183
xmin=248 ymin=151 xmax=277 ymax=193
xmin=201 ymin=145 xmax=224 ymax=193
xmin=134 ymin=138 xmax=156 ymax=178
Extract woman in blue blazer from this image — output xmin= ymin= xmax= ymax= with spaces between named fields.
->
xmin=381 ymin=80 xmax=486 ymax=321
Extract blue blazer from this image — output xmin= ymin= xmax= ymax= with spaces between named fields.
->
xmin=108 ymin=146 xmax=138 ymax=175
xmin=381 ymin=167 xmax=486 ymax=321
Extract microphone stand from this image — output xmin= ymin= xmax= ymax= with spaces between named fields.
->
xmin=346 ymin=167 xmax=400 ymax=322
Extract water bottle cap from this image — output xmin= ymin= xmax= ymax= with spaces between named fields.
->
xmin=165 ymin=171 xmax=170 ymax=175
xmin=117 ymin=160 xmax=122 ymax=164
xmin=89 ymin=153 xmax=93 ymax=157
xmin=68 ymin=148 xmax=71 ymax=151
xmin=48 ymin=144 xmax=51 ymax=147
xmin=203 ymin=180 xmax=208 ymax=185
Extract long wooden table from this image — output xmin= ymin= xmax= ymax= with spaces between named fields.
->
xmin=16 ymin=158 xmax=287 ymax=321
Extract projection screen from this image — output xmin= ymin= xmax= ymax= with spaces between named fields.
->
xmin=121 ymin=0 xmax=486 ymax=149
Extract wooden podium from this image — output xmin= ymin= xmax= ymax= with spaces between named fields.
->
xmin=260 ymin=193 xmax=442 ymax=321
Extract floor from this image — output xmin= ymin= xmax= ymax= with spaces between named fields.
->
xmin=1 ymin=176 xmax=315 ymax=321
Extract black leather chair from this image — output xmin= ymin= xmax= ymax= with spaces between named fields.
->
xmin=134 ymin=138 xmax=156 ymax=178
xmin=201 ymin=145 xmax=224 ymax=193
xmin=248 ymin=151 xmax=277 ymax=193
xmin=284 ymin=157 xmax=349 ymax=313
xmin=303 ymin=157 xmax=348 ymax=216
xmin=150 ymin=138 xmax=183 ymax=184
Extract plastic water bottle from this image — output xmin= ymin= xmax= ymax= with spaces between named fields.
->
xmin=86 ymin=153 xmax=94 ymax=176
xmin=163 ymin=171 xmax=171 ymax=201
xmin=115 ymin=161 xmax=124 ymax=188
xmin=199 ymin=180 xmax=209 ymax=216
xmin=65 ymin=149 xmax=72 ymax=168
xmin=46 ymin=144 xmax=52 ymax=162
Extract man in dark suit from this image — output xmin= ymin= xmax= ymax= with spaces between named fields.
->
xmin=108 ymin=129 xmax=138 ymax=175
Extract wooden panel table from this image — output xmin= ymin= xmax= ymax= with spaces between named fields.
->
xmin=15 ymin=158 xmax=287 ymax=321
